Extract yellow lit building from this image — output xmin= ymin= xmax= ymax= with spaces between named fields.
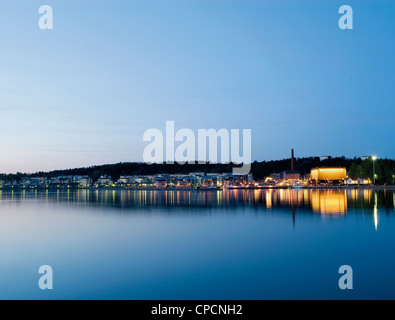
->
xmin=310 ymin=167 xmax=347 ymax=182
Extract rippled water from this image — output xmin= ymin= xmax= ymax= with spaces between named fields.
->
xmin=0 ymin=188 xmax=394 ymax=299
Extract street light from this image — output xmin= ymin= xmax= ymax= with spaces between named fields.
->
xmin=372 ymin=156 xmax=377 ymax=185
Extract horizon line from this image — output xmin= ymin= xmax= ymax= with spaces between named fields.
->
xmin=0 ymin=155 xmax=386 ymax=176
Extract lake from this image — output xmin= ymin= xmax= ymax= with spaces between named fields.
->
xmin=0 ymin=188 xmax=394 ymax=299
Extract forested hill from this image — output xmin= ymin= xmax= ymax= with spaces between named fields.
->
xmin=1 ymin=156 xmax=394 ymax=184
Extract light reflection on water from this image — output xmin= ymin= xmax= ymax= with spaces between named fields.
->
xmin=0 ymin=188 xmax=394 ymax=299
xmin=0 ymin=188 xmax=393 ymax=214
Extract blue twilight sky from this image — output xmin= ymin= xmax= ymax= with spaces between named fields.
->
xmin=0 ymin=0 xmax=394 ymax=173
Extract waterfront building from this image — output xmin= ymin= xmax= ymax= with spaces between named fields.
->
xmin=346 ymin=177 xmax=371 ymax=185
xmin=320 ymin=156 xmax=330 ymax=161
xmin=202 ymin=175 xmax=217 ymax=187
xmin=98 ymin=175 xmax=113 ymax=186
xmin=154 ymin=176 xmax=168 ymax=188
xmin=222 ymin=173 xmax=254 ymax=187
xmin=189 ymin=172 xmax=205 ymax=185
xmin=310 ymin=167 xmax=347 ymax=182
xmin=141 ymin=176 xmax=154 ymax=188
xmin=58 ymin=176 xmax=74 ymax=184
xmin=268 ymin=173 xmax=281 ymax=180
xmin=21 ymin=177 xmax=49 ymax=187
xmin=282 ymin=170 xmax=300 ymax=180
xmin=73 ymin=175 xmax=91 ymax=186
xmin=176 ymin=176 xmax=191 ymax=188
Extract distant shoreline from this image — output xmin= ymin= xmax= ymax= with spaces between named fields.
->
xmin=0 ymin=185 xmax=394 ymax=191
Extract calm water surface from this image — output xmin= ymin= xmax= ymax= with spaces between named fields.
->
xmin=0 ymin=188 xmax=394 ymax=299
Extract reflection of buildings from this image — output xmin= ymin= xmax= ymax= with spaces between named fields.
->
xmin=263 ymin=189 xmax=347 ymax=215
xmin=348 ymin=189 xmax=373 ymax=204
xmin=2 ymin=189 xmax=394 ymax=223
xmin=271 ymin=189 xmax=305 ymax=206
xmin=345 ymin=177 xmax=371 ymax=185
xmin=374 ymin=192 xmax=378 ymax=230
xmin=311 ymin=190 xmax=347 ymax=215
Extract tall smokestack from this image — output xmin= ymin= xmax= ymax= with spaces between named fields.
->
xmin=291 ymin=149 xmax=294 ymax=170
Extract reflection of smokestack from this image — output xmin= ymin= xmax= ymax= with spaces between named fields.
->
xmin=291 ymin=149 xmax=294 ymax=170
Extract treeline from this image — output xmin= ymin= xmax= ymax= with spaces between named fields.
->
xmin=1 ymin=156 xmax=394 ymax=184
xmin=348 ymin=158 xmax=395 ymax=185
